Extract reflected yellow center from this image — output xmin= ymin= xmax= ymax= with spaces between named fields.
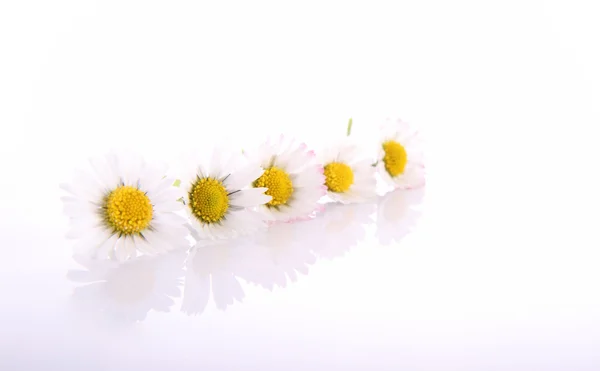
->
xmin=382 ymin=140 xmax=408 ymax=177
xmin=324 ymin=162 xmax=354 ymax=193
xmin=254 ymin=167 xmax=294 ymax=207
xmin=189 ymin=178 xmax=229 ymax=223
xmin=104 ymin=186 xmax=153 ymax=235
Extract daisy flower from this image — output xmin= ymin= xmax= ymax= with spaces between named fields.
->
xmin=61 ymin=152 xmax=190 ymax=262
xmin=320 ymin=137 xmax=377 ymax=204
xmin=375 ymin=118 xmax=425 ymax=190
xmin=244 ymin=135 xmax=326 ymax=222
xmin=180 ymin=147 xmax=272 ymax=240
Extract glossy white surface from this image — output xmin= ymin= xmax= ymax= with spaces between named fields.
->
xmin=2 ymin=1 xmax=600 ymax=370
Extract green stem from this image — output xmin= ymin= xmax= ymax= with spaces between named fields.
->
xmin=346 ymin=117 xmax=353 ymax=136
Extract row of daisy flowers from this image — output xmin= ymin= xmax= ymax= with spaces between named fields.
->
xmin=61 ymin=118 xmax=424 ymax=262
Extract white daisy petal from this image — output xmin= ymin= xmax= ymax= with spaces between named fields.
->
xmin=209 ymin=148 xmax=225 ymax=179
xmin=65 ymin=219 xmax=105 ymax=239
xmin=153 ymin=200 xmax=185 ymax=213
xmin=88 ymin=155 xmax=118 ymax=189
xmin=153 ymin=212 xmax=187 ymax=227
xmin=71 ymin=171 xmax=106 ymax=201
xmin=62 ymin=199 xmax=101 ymax=219
xmin=123 ymin=237 xmax=137 ymax=260
xmin=152 ymin=223 xmax=190 ymax=246
xmin=337 ymin=145 xmax=360 ymax=164
xmin=113 ymin=238 xmax=128 ymax=262
xmin=223 ymin=164 xmax=264 ymax=191
xmin=133 ymin=237 xmax=157 ymax=255
xmin=59 ymin=183 xmax=79 ymax=197
xmin=293 ymin=187 xmax=326 ymax=204
xmin=217 ymin=150 xmax=241 ymax=176
xmin=94 ymin=232 xmax=118 ymax=259
xmin=146 ymin=178 xmax=175 ymax=199
xmin=229 ymin=188 xmax=271 ymax=208
xmin=142 ymin=229 xmax=171 ymax=252
xmin=275 ymin=143 xmax=313 ymax=174
xmin=71 ymin=229 xmax=111 ymax=257
xmin=150 ymin=188 xmax=184 ymax=205
xmin=291 ymin=164 xmax=325 ymax=188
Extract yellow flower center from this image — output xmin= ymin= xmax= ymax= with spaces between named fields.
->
xmin=254 ymin=167 xmax=294 ymax=207
xmin=324 ymin=162 xmax=354 ymax=193
xmin=189 ymin=178 xmax=229 ymax=223
xmin=382 ymin=140 xmax=408 ymax=177
xmin=104 ymin=186 xmax=153 ymax=235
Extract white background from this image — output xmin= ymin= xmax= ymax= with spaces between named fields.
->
xmin=1 ymin=0 xmax=599 ymax=370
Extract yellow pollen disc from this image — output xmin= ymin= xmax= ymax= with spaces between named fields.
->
xmin=104 ymin=186 xmax=153 ymax=235
xmin=382 ymin=140 xmax=408 ymax=177
xmin=253 ymin=167 xmax=294 ymax=207
xmin=324 ymin=162 xmax=354 ymax=193
xmin=189 ymin=178 xmax=229 ymax=223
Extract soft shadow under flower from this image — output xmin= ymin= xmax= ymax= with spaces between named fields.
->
xmin=67 ymin=251 xmax=185 ymax=323
xmin=376 ymin=187 xmax=425 ymax=245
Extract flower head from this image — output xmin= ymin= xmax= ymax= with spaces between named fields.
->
xmin=61 ymin=151 xmax=189 ymax=262
xmin=319 ymin=137 xmax=377 ymax=204
xmin=245 ymin=135 xmax=326 ymax=222
xmin=181 ymin=147 xmax=272 ymax=240
xmin=376 ymin=118 xmax=425 ymax=190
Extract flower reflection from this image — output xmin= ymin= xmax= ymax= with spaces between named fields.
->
xmin=181 ymin=237 xmax=261 ymax=315
xmin=375 ymin=187 xmax=425 ymax=245
xmin=240 ymin=219 xmax=322 ymax=290
xmin=311 ymin=202 xmax=377 ymax=260
xmin=180 ymin=203 xmax=379 ymax=315
xmin=182 ymin=219 xmax=323 ymax=315
xmin=67 ymin=251 xmax=185 ymax=323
